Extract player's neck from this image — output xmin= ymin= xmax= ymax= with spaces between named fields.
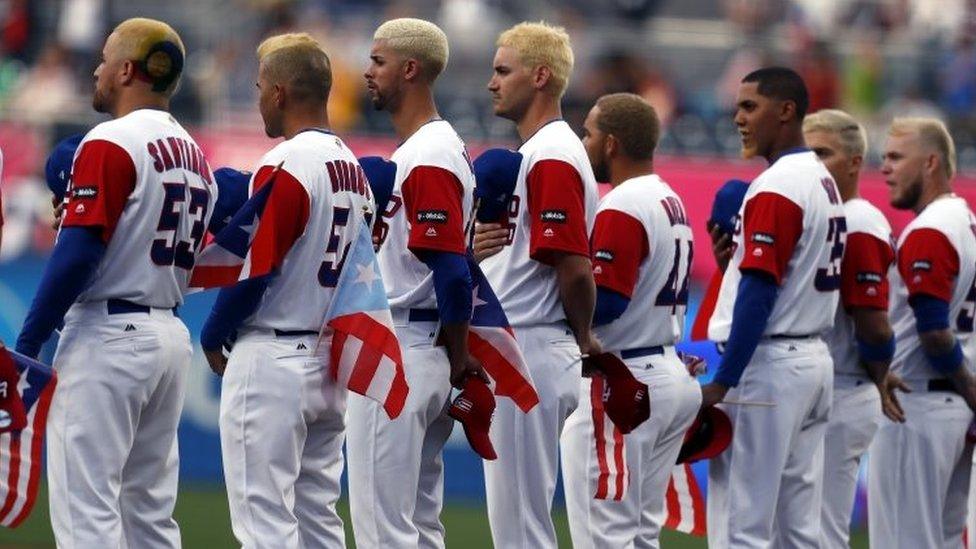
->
xmin=914 ymin=178 xmax=954 ymax=213
xmin=113 ymin=93 xmax=168 ymax=118
xmin=281 ymin=110 xmax=331 ymax=140
xmin=764 ymin=129 xmax=806 ymax=164
xmin=838 ymin=178 xmax=859 ymax=202
xmin=391 ymin=91 xmax=438 ymax=142
xmin=609 ymin=159 xmax=654 ymax=188
xmin=516 ymin=97 xmax=561 ymax=142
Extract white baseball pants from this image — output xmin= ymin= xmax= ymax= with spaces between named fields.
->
xmin=483 ymin=323 xmax=581 ymax=549
xmin=707 ymin=337 xmax=833 ymax=549
xmin=868 ymin=387 xmax=974 ymax=549
xmin=561 ymin=346 xmax=701 ymax=549
xmin=47 ymin=301 xmax=190 ymax=549
xmin=219 ymin=331 xmax=346 ymax=549
xmin=345 ymin=319 xmax=454 ymax=549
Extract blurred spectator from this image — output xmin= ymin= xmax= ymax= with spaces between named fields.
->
xmin=798 ymin=42 xmax=840 ymax=112
xmin=6 ymin=43 xmax=83 ymax=123
xmin=843 ymin=33 xmax=884 ymax=115
xmin=1 ymin=0 xmax=31 ymax=61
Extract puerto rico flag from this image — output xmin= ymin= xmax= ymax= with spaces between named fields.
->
xmin=0 ymin=348 xmax=56 ymax=528
xmin=189 ymin=163 xmax=280 ymax=289
xmin=664 ymin=463 xmax=707 ymax=536
xmin=467 ymin=256 xmax=539 ymax=412
xmin=319 ymin=224 xmax=408 ymax=419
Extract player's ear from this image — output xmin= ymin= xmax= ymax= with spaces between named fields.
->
xmin=849 ymin=153 xmax=863 ymax=175
xmin=272 ymin=83 xmax=285 ymax=109
xmin=402 ymin=58 xmax=420 ymax=82
xmin=605 ymin=134 xmax=618 ymax=159
xmin=532 ymin=65 xmax=551 ymax=91
xmin=779 ymin=99 xmax=796 ymax=123
xmin=119 ymin=59 xmax=138 ymax=86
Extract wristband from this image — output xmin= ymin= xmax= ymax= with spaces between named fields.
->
xmin=856 ymin=335 xmax=895 ymax=363
xmin=923 ymin=340 xmax=964 ymax=375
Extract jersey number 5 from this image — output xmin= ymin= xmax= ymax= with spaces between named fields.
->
xmin=815 ymin=216 xmax=847 ymax=291
xmin=151 ymin=181 xmax=210 ymax=270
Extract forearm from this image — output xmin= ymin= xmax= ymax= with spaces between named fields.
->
xmin=556 ymin=254 xmax=596 ymax=346
xmin=852 ymin=307 xmax=895 ymax=384
xmin=713 ymin=271 xmax=778 ymax=387
xmin=439 ymin=321 xmax=471 ymax=365
xmin=16 ymin=226 xmax=106 ymax=357
xmin=200 ymin=276 xmax=270 ymax=350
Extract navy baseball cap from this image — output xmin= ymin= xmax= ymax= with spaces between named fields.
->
xmin=44 ymin=134 xmax=84 ymax=201
xmin=211 ymin=167 xmax=251 ymax=234
xmin=473 ymin=149 xmax=522 ymax=223
xmin=709 ymin=179 xmax=749 ymax=235
xmin=358 ymin=156 xmax=396 ymax=215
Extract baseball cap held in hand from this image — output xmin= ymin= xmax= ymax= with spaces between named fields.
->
xmin=676 ymin=407 xmax=733 ymax=464
xmin=586 ymin=352 xmax=650 ymax=434
xmin=448 ymin=376 xmax=498 ymax=460
xmin=0 ymin=347 xmax=27 ymax=434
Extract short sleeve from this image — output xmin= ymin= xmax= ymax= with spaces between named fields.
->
xmin=897 ymin=228 xmax=959 ymax=303
xmin=247 ymin=166 xmax=310 ymax=274
xmin=401 ymin=165 xmax=466 ymax=255
xmin=527 ymin=159 xmax=589 ymax=264
xmin=62 ymin=139 xmax=137 ymax=242
xmin=840 ymin=232 xmax=894 ymax=310
xmin=590 ymin=209 xmax=649 ymax=298
xmin=738 ymin=192 xmax=803 ymax=284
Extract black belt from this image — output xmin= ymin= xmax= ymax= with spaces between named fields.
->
xmin=928 ymin=379 xmax=954 ymax=392
xmin=107 ymin=298 xmax=177 ymax=316
xmin=408 ymin=308 xmax=439 ymax=322
xmin=274 ymin=329 xmax=318 ymax=337
xmin=621 ymin=345 xmax=664 ymax=360
xmin=769 ymin=333 xmax=817 ymax=340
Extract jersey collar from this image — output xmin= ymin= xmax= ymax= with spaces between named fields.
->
xmin=520 ymin=118 xmax=564 ymax=147
xmin=771 ymin=146 xmax=811 ymax=163
xmin=298 ymin=127 xmax=335 ymax=136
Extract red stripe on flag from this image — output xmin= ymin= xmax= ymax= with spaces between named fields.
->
xmin=8 ymin=378 xmax=56 ymax=527
xmin=468 ymin=331 xmax=539 ymax=412
xmin=330 ymin=314 xmax=403 ymax=363
xmin=384 ymin=362 xmax=409 ymax=419
xmin=189 ymin=264 xmax=244 ymax=288
xmin=0 ymin=433 xmax=23 ymax=521
xmin=691 ymin=269 xmax=723 ymax=340
xmin=687 ymin=463 xmax=707 ymax=536
xmin=329 ymin=332 xmax=348 ymax=382
xmin=591 ymin=376 xmax=610 ymax=500
xmin=664 ymin=473 xmax=681 ymax=530
xmin=612 ymin=426 xmax=626 ymax=501
xmin=347 ymin=341 xmax=382 ymax=395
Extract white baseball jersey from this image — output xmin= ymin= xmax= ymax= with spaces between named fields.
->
xmin=63 ymin=109 xmax=217 ymax=308
xmin=888 ymin=194 xmax=976 ymax=381
xmin=708 ymin=150 xmax=846 ymax=340
xmin=590 ymin=175 xmax=693 ymax=351
xmin=825 ymin=198 xmax=895 ymax=377
xmin=375 ymin=119 xmax=475 ymax=310
xmin=480 ymin=120 xmax=599 ymax=327
xmin=238 ymin=129 xmax=374 ymax=332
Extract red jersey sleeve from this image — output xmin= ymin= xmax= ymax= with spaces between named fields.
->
xmin=526 ymin=159 xmax=589 ymax=264
xmin=897 ymin=228 xmax=959 ymax=302
xmin=248 ymin=166 xmax=310 ymax=274
xmin=401 ymin=165 xmax=466 ymax=255
xmin=738 ymin=192 xmax=803 ymax=284
xmin=62 ymin=139 xmax=136 ymax=242
xmin=590 ymin=209 xmax=648 ymax=298
xmin=840 ymin=232 xmax=895 ymax=310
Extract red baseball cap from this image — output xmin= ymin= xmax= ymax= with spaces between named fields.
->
xmin=676 ymin=407 xmax=733 ymax=464
xmin=586 ymin=353 xmax=650 ymax=434
xmin=0 ymin=347 xmax=27 ymax=434
xmin=449 ymin=377 xmax=498 ymax=460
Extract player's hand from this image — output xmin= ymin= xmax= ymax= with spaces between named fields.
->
xmin=204 ymin=348 xmax=228 ymax=377
xmin=473 ymin=222 xmax=508 ymax=262
xmin=450 ymin=354 xmax=489 ymax=389
xmin=707 ymin=222 xmax=733 ymax=273
xmin=700 ymin=382 xmax=729 ymax=408
xmin=51 ymin=196 xmax=65 ymax=230
xmin=578 ymin=333 xmax=602 ymax=359
xmin=877 ymin=372 xmax=909 ymax=423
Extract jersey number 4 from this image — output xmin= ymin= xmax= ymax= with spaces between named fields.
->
xmin=151 ymin=181 xmax=210 ymax=270
xmin=655 ymin=238 xmax=693 ymax=310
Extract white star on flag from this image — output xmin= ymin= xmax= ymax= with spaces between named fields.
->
xmin=472 ymin=285 xmax=488 ymax=309
xmin=354 ymin=261 xmax=380 ymax=289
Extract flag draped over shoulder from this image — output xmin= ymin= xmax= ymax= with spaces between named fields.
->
xmin=0 ymin=349 xmax=56 ymax=528
xmin=319 ymin=224 xmax=408 ymax=419
xmin=664 ymin=463 xmax=707 ymax=536
xmin=466 ymin=256 xmax=539 ymax=412
xmin=189 ymin=164 xmax=280 ymax=289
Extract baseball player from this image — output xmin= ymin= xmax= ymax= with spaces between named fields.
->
xmin=14 ymin=19 xmax=215 ymax=548
xmin=868 ymin=117 xmax=976 ymax=548
xmin=704 ymin=67 xmax=845 ymax=548
xmin=345 ymin=18 xmax=482 ymax=548
xmin=802 ymin=109 xmax=902 ymax=548
xmin=472 ymin=22 xmax=600 ymax=549
xmin=560 ymin=93 xmax=702 ymax=547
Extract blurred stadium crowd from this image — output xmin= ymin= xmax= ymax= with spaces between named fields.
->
xmin=0 ymin=0 xmax=975 ymax=259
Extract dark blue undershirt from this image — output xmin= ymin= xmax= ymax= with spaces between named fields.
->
xmin=200 ymin=276 xmax=271 ymax=351
xmin=593 ymin=287 xmax=630 ymax=326
xmin=713 ymin=271 xmax=779 ymax=387
xmin=418 ymin=250 xmax=473 ymax=324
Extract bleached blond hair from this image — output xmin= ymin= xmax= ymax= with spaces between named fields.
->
xmin=889 ymin=117 xmax=957 ymax=179
xmin=374 ymin=18 xmax=449 ymax=81
xmin=111 ymin=18 xmax=185 ymax=94
xmin=257 ymin=33 xmax=332 ymax=103
xmin=803 ymin=109 xmax=868 ymax=158
xmin=497 ymin=21 xmax=574 ymax=98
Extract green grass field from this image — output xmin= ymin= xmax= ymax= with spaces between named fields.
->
xmin=0 ymin=485 xmax=868 ymax=547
